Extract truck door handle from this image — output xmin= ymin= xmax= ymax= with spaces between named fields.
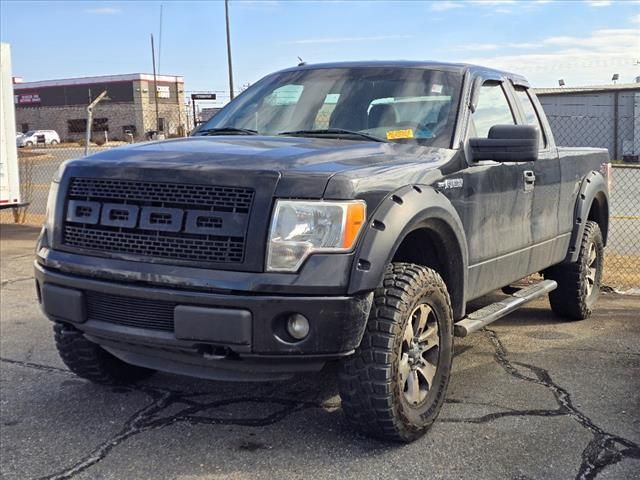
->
xmin=523 ymin=170 xmax=535 ymax=192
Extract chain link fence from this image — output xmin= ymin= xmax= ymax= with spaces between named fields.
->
xmin=541 ymin=87 xmax=639 ymax=290
xmin=539 ymin=87 xmax=639 ymax=164
xmin=545 ymin=112 xmax=638 ymax=164
xmin=2 ymin=106 xmax=188 ymax=225
xmin=2 ymin=107 xmax=638 ymax=289
xmin=604 ymin=165 xmax=640 ymax=290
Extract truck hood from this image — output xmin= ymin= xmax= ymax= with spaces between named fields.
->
xmin=71 ymin=135 xmax=456 ymax=198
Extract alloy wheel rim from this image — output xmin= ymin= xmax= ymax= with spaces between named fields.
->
xmin=398 ymin=303 xmax=440 ymax=407
xmin=585 ymin=242 xmax=598 ymax=298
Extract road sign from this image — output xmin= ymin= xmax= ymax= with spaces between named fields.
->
xmin=191 ymin=93 xmax=216 ymax=100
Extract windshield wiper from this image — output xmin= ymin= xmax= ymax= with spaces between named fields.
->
xmin=197 ymin=127 xmax=258 ymax=136
xmin=278 ymin=128 xmax=386 ymax=142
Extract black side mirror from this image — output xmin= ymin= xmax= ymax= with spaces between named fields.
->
xmin=470 ymin=125 xmax=539 ymax=162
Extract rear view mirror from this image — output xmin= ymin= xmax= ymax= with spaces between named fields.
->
xmin=470 ymin=125 xmax=539 ymax=162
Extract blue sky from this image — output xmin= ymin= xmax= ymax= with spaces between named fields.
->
xmin=1 ymin=0 xmax=638 ymax=105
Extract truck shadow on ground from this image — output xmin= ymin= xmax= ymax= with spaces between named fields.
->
xmin=2 ymin=357 xmax=396 ymax=480
xmin=2 ymin=324 xmax=638 ymax=480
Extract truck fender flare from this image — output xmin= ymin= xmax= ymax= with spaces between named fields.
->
xmin=565 ymin=170 xmax=609 ymax=263
xmin=348 ymin=185 xmax=468 ymax=319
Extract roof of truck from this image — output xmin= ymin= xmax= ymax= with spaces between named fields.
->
xmin=276 ymin=60 xmax=528 ymax=83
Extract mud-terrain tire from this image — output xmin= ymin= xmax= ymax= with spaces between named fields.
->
xmin=338 ymin=263 xmax=454 ymax=442
xmin=54 ymin=323 xmax=154 ymax=384
xmin=545 ymin=220 xmax=604 ymax=320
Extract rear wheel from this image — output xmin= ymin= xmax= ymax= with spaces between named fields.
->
xmin=54 ymin=323 xmax=155 ymax=384
xmin=339 ymin=263 xmax=454 ymax=442
xmin=545 ymin=220 xmax=604 ymax=320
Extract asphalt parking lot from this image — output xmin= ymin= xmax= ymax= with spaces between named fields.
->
xmin=1 ymin=224 xmax=639 ymax=480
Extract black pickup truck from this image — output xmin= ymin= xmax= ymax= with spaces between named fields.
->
xmin=36 ymin=61 xmax=610 ymax=442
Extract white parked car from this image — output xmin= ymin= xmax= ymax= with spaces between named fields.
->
xmin=16 ymin=129 xmax=60 ymax=147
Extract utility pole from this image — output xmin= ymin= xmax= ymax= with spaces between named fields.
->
xmin=225 ymin=0 xmax=234 ymax=100
xmin=150 ymin=34 xmax=160 ymax=133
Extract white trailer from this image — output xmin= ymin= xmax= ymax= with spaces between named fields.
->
xmin=0 ymin=43 xmax=23 ymax=210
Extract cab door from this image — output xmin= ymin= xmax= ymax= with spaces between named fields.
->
xmin=456 ymin=80 xmax=535 ymax=300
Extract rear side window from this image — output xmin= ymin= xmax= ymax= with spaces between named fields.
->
xmin=471 ymin=83 xmax=515 ymax=138
xmin=514 ymin=87 xmax=546 ymax=148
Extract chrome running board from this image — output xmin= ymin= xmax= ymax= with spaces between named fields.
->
xmin=454 ymin=280 xmax=558 ymax=337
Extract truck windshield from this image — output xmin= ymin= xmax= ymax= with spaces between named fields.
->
xmin=198 ymin=67 xmax=463 ymax=147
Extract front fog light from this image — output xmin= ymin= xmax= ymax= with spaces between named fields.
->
xmin=286 ymin=314 xmax=310 ymax=340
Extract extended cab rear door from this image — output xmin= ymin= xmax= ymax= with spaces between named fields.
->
xmin=509 ymin=82 xmax=565 ymax=270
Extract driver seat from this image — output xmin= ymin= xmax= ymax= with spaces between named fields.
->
xmin=424 ymin=103 xmax=450 ymax=133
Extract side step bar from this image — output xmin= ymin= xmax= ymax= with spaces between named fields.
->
xmin=454 ymin=280 xmax=557 ymax=337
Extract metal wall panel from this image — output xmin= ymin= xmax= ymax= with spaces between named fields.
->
xmin=538 ymin=90 xmax=638 ymax=161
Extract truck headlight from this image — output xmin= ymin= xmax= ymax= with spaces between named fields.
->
xmin=266 ymin=200 xmax=366 ymax=272
xmin=44 ymin=162 xmax=67 ymax=230
xmin=44 ymin=181 xmax=59 ymax=230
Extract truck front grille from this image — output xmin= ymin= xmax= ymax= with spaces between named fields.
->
xmin=63 ymin=225 xmax=245 ymax=263
xmin=68 ymin=178 xmax=253 ymax=213
xmin=62 ymin=178 xmax=254 ymax=266
xmin=86 ymin=291 xmax=174 ymax=331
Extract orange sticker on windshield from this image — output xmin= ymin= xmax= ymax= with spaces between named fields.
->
xmin=386 ymin=129 xmax=414 ymax=140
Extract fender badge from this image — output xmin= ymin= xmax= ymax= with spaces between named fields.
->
xmin=436 ymin=178 xmax=463 ymax=190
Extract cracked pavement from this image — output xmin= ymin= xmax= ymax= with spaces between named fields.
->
xmin=1 ymin=224 xmax=639 ymax=480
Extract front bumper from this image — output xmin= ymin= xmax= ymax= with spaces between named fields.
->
xmin=35 ymin=262 xmax=373 ymax=381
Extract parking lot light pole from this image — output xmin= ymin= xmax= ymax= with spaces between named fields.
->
xmin=151 ymin=34 xmax=160 ymax=134
xmin=85 ymin=90 xmax=108 ymax=156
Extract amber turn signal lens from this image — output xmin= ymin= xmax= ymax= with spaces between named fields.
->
xmin=343 ymin=202 xmax=366 ymax=249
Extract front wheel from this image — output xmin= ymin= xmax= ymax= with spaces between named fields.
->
xmin=54 ymin=323 xmax=155 ymax=384
xmin=50 ymin=139 xmax=59 ymax=145
xmin=339 ymin=263 xmax=454 ymax=442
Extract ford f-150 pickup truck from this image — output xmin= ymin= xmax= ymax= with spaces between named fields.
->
xmin=35 ymin=61 xmax=610 ymax=442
